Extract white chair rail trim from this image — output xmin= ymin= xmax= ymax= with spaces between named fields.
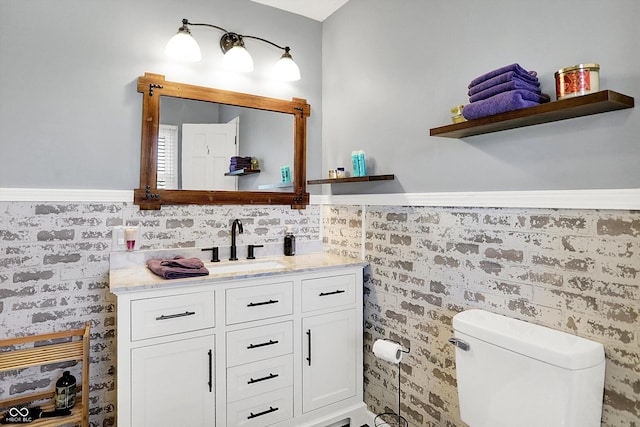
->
xmin=1 ymin=188 xmax=638 ymax=210
xmin=0 ymin=188 xmax=133 ymax=203
xmin=310 ymin=188 xmax=640 ymax=210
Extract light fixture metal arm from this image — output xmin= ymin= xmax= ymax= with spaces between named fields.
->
xmin=240 ymin=34 xmax=288 ymax=52
xmin=185 ymin=19 xmax=229 ymax=35
xmin=182 ymin=18 xmax=289 ymax=53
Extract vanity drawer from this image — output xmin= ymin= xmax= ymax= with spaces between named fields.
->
xmin=301 ymin=273 xmax=356 ymax=312
xmin=130 ymin=291 xmax=215 ymax=341
xmin=227 ymin=321 xmax=293 ymax=367
xmin=227 ymin=354 xmax=293 ymax=402
xmin=226 ymin=281 xmax=293 ymax=325
xmin=226 ymin=386 xmax=293 ymax=427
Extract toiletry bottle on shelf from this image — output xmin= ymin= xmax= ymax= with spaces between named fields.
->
xmin=55 ymin=371 xmax=77 ymax=410
xmin=357 ymin=150 xmax=366 ymax=176
xmin=284 ymin=226 xmax=296 ymax=256
xmin=351 ymin=151 xmax=360 ymax=177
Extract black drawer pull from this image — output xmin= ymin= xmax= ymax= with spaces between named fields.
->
xmin=306 ymin=329 xmax=311 ymax=366
xmin=319 ymin=289 xmax=346 ymax=297
xmin=248 ymin=373 xmax=279 ymax=384
xmin=155 ymin=311 xmax=196 ymax=320
xmin=248 ymin=406 xmax=279 ymax=419
xmin=247 ymin=339 xmax=279 ymax=349
xmin=208 ymin=349 xmax=213 ymax=392
xmin=247 ymin=299 xmax=279 ymax=307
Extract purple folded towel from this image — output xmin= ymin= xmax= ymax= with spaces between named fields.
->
xmin=462 ymin=90 xmax=550 ymax=121
xmin=147 ymin=256 xmax=209 ymax=279
xmin=469 ymin=80 xmax=543 ymax=103
xmin=468 ymin=73 xmax=540 ymax=97
xmin=468 ymin=64 xmax=538 ymax=89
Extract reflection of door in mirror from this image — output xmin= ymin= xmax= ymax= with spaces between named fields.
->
xmin=182 ymin=118 xmax=239 ymax=190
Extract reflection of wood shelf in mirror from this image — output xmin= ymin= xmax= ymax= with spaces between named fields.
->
xmin=224 ymin=168 xmax=260 ymax=176
xmin=258 ymin=182 xmax=294 ymax=190
xmin=307 ymin=174 xmax=395 ymax=185
xmin=429 ymin=90 xmax=634 ymax=138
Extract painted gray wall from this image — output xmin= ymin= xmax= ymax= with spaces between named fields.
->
xmin=0 ymin=0 xmax=322 ymax=190
xmin=322 ymin=0 xmax=640 ymax=194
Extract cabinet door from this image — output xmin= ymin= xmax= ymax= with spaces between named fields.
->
xmin=302 ymin=310 xmax=357 ymax=412
xmin=131 ymin=335 xmax=215 ymax=427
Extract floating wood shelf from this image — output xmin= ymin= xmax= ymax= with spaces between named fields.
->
xmin=258 ymin=182 xmax=293 ymax=190
xmin=307 ymin=174 xmax=395 ymax=185
xmin=429 ymin=90 xmax=634 ymax=138
xmin=224 ymin=168 xmax=260 ymax=176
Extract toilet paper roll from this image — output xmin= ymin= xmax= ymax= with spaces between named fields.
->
xmin=373 ymin=339 xmax=403 ymax=364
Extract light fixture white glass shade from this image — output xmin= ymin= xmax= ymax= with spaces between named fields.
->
xmin=164 ymin=31 xmax=202 ymax=62
xmin=273 ymin=54 xmax=301 ymax=81
xmin=222 ymin=46 xmax=254 ymax=72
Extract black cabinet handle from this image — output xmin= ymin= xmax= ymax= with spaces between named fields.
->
xmin=155 ymin=311 xmax=195 ymax=320
xmin=248 ymin=406 xmax=279 ymax=419
xmin=247 ymin=373 xmax=279 ymax=384
xmin=319 ymin=289 xmax=346 ymax=297
xmin=208 ymin=349 xmax=212 ymax=392
xmin=247 ymin=299 xmax=279 ymax=307
xmin=306 ymin=329 xmax=312 ymax=366
xmin=247 ymin=339 xmax=279 ymax=349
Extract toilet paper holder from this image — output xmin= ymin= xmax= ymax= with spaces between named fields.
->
xmin=372 ymin=339 xmax=410 ymax=427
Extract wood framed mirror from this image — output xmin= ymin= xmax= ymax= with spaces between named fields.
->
xmin=134 ymin=73 xmax=310 ymax=210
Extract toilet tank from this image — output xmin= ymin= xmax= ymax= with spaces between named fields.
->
xmin=451 ymin=309 xmax=605 ymax=427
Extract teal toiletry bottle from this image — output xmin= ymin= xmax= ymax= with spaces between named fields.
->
xmin=358 ymin=150 xmax=366 ymax=176
xmin=55 ymin=371 xmax=77 ymax=410
xmin=351 ymin=151 xmax=360 ymax=177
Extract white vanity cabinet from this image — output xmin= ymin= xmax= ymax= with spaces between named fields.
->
xmin=118 ymin=289 xmax=216 ymax=427
xmin=110 ymin=255 xmax=368 ymax=427
xmin=301 ymin=273 xmax=358 ymax=413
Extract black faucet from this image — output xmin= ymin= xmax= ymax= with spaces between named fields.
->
xmin=229 ymin=219 xmax=244 ymax=261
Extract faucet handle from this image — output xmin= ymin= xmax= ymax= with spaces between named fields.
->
xmin=247 ymin=244 xmax=264 ymax=260
xmin=201 ymin=247 xmax=220 ymax=262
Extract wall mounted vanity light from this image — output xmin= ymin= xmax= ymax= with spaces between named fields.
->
xmin=165 ymin=18 xmax=301 ymax=81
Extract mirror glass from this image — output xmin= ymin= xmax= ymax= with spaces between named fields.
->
xmin=159 ymin=97 xmax=293 ymax=192
xmin=134 ymin=73 xmax=310 ymax=210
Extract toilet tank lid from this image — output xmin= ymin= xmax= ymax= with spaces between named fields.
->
xmin=453 ymin=309 xmax=604 ymax=370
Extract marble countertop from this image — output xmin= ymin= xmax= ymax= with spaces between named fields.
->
xmin=109 ymin=252 xmax=368 ymax=293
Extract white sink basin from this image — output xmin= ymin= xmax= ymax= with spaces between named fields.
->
xmin=206 ymin=260 xmax=287 ymax=275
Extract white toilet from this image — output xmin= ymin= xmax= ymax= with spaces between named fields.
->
xmin=450 ymin=309 xmax=605 ymax=427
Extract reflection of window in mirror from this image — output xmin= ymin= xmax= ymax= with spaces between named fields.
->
xmin=157 ymin=125 xmax=178 ymax=189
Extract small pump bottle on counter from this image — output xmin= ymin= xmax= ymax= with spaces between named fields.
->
xmin=284 ymin=226 xmax=296 ymax=256
xmin=55 ymin=371 xmax=77 ymax=410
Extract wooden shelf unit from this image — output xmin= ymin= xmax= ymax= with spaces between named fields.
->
xmin=429 ymin=90 xmax=634 ymax=138
xmin=307 ymin=174 xmax=395 ymax=185
xmin=0 ymin=323 xmax=90 ymax=427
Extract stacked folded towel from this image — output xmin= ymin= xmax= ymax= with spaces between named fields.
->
xmin=463 ymin=63 xmax=550 ymax=120
xmin=229 ymin=156 xmax=253 ymax=172
xmin=147 ymin=256 xmax=209 ymax=279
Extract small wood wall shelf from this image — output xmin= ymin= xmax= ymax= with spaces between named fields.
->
xmin=307 ymin=174 xmax=395 ymax=185
xmin=429 ymin=90 xmax=634 ymax=138
xmin=224 ymin=168 xmax=260 ymax=176
xmin=0 ymin=323 xmax=90 ymax=427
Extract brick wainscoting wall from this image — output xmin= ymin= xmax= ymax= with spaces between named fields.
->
xmin=0 ymin=201 xmax=319 ymax=426
xmin=323 ymin=205 xmax=639 ymax=427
